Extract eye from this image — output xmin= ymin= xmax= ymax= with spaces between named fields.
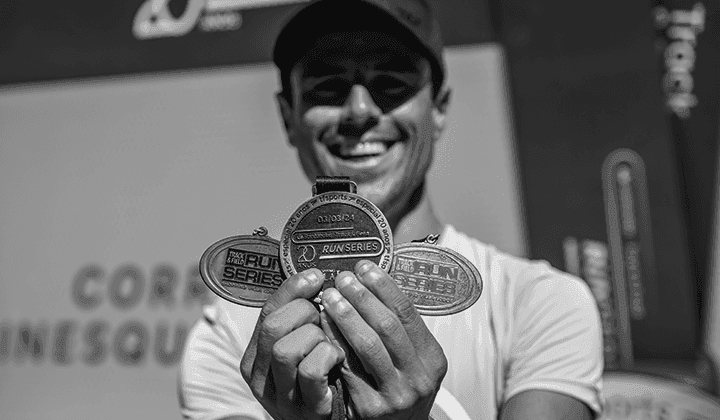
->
xmin=303 ymin=77 xmax=351 ymax=105
xmin=368 ymin=74 xmax=412 ymax=96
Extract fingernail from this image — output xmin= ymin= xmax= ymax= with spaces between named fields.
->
xmin=305 ymin=269 xmax=322 ymax=284
xmin=356 ymin=260 xmax=374 ymax=276
xmin=327 ymin=290 xmax=350 ymax=312
xmin=336 ymin=272 xmax=354 ymax=289
xmin=324 ymin=288 xmax=342 ymax=304
xmin=335 ymin=344 xmax=346 ymax=361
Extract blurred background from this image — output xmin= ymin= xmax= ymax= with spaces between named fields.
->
xmin=1 ymin=0 xmax=719 ymax=418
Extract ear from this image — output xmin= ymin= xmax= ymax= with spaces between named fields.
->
xmin=431 ymin=86 xmax=452 ymax=141
xmin=275 ymin=91 xmax=297 ymax=145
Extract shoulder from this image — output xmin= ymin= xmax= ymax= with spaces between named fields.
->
xmin=179 ymin=300 xmax=269 ymax=419
xmin=439 ymin=225 xmax=604 ymax=415
xmin=443 ymin=225 xmax=596 ymax=315
xmin=495 ymin=249 xmax=597 ymax=317
xmin=181 ymin=298 xmax=262 ymax=369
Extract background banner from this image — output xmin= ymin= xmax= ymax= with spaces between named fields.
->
xmin=0 ymin=0 xmax=493 ymax=86
xmin=601 ymin=372 xmax=720 ymax=419
xmin=650 ymin=0 xmax=720 ymax=333
xmin=491 ymin=0 xmax=720 ymax=388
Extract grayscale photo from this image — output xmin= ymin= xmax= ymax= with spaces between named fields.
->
xmin=1 ymin=0 xmax=719 ymax=419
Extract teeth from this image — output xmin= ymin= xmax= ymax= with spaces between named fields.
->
xmin=338 ymin=142 xmax=388 ymax=158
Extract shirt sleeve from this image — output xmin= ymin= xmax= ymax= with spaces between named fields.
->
xmin=178 ymin=304 xmax=271 ymax=420
xmin=503 ymin=263 xmax=605 ymax=417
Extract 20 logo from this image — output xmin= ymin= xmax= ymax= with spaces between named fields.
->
xmin=133 ymin=0 xmax=206 ymax=39
xmin=297 ymin=245 xmax=317 ymax=263
xmin=132 ymin=0 xmax=309 ymax=40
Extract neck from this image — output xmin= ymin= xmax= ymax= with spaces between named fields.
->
xmin=385 ymin=182 xmax=444 ymax=244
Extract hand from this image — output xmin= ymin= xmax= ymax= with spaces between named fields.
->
xmin=320 ymin=260 xmax=448 ymax=420
xmin=240 ymin=269 xmax=346 ymax=420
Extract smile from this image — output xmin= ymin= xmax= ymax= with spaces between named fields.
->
xmin=323 ymin=139 xmax=403 ymax=172
xmin=328 ymin=140 xmax=398 ymax=160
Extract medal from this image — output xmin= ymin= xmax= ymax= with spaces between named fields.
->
xmin=199 ymin=227 xmax=285 ymax=307
xmin=199 ymin=178 xmax=482 ymax=317
xmin=390 ymin=234 xmax=483 ymax=316
xmin=280 ymin=177 xmax=394 ymax=296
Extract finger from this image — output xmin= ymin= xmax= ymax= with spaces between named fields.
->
xmin=271 ymin=324 xmax=327 ymax=406
xmin=297 ymin=341 xmax=346 ymax=414
xmin=260 ymin=268 xmax=325 ymax=325
xmin=321 ymin=287 xmax=399 ymax=388
xmin=334 ymin=271 xmax=417 ymax=371
xmin=248 ymin=298 xmax=321 ymax=396
xmin=320 ymin=311 xmax=378 ymax=389
xmin=316 ymin=318 xmax=387 ymax=420
xmin=320 ymin=311 xmax=349 ymax=360
xmin=354 ymin=261 xmax=434 ymax=350
xmin=320 ymin=311 xmax=363 ymax=376
xmin=241 ymin=269 xmax=324 ymax=380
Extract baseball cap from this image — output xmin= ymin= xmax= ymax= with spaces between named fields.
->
xmin=272 ymin=0 xmax=446 ymax=99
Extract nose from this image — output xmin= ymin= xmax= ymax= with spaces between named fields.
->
xmin=338 ymin=85 xmax=381 ymax=135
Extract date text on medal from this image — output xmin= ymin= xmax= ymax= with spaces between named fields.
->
xmin=317 ymin=214 xmax=355 ymax=223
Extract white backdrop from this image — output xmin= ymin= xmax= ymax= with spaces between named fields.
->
xmin=0 ymin=44 xmax=526 ymax=419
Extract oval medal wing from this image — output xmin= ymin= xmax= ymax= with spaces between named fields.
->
xmin=199 ymin=228 xmax=284 ymax=307
xmin=390 ymin=241 xmax=483 ymax=316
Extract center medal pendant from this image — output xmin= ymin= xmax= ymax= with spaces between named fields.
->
xmin=280 ymin=177 xmax=394 ymax=301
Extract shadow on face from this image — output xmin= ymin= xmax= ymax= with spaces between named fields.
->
xmin=278 ymin=30 xmax=448 ymax=218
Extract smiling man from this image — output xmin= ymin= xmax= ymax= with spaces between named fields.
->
xmin=178 ymin=1 xmax=604 ymax=419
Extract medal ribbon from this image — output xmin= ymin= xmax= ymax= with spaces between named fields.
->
xmin=312 ymin=177 xmax=356 ymax=420
xmin=329 ymin=371 xmax=347 ymax=420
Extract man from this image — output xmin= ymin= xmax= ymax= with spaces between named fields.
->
xmin=178 ymin=0 xmax=604 ymax=419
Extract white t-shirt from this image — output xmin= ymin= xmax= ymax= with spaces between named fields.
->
xmin=178 ymin=224 xmax=604 ymax=420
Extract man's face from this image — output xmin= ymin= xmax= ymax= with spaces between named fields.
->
xmin=278 ymin=30 xmax=448 ymax=214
